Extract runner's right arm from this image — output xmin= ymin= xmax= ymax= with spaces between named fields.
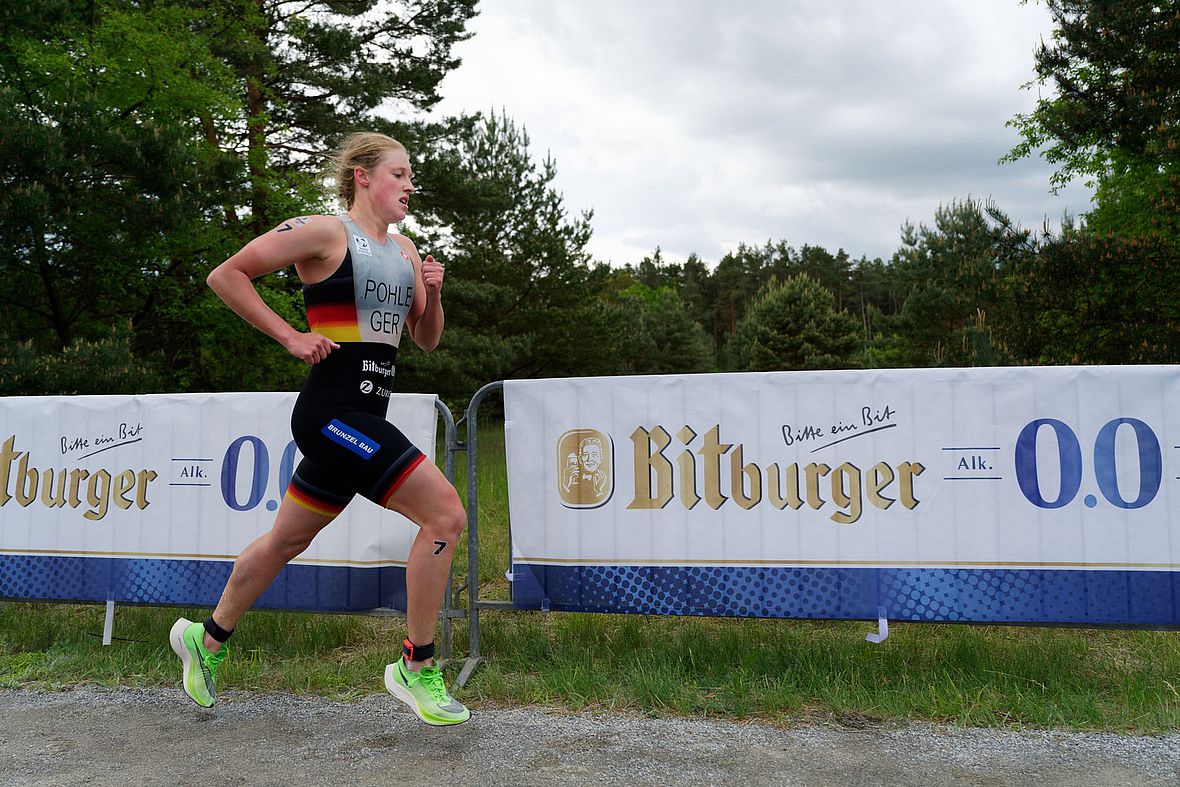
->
xmin=207 ymin=216 xmax=342 ymax=364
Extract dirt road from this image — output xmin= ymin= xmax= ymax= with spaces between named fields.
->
xmin=2 ymin=687 xmax=1177 ymax=786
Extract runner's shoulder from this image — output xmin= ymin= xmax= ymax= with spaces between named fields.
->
xmin=387 ymin=232 xmax=421 ymax=263
xmin=268 ymin=215 xmax=347 ymax=258
xmin=271 ymin=214 xmax=346 ymax=239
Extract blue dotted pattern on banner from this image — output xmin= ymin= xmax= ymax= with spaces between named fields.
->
xmin=0 ymin=555 xmax=407 ymax=612
xmin=510 ymin=564 xmax=1180 ymax=626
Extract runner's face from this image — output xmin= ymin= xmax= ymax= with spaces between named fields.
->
xmin=362 ymin=149 xmax=415 ymax=223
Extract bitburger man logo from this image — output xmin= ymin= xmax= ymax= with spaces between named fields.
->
xmin=557 ymin=429 xmax=613 ymax=508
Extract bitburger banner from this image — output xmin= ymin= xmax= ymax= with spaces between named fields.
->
xmin=504 ymin=366 xmax=1180 ymax=626
xmin=0 ymin=392 xmax=436 ymax=611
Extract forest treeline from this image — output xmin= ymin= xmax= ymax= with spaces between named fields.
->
xmin=1 ymin=1 xmax=1176 ymax=408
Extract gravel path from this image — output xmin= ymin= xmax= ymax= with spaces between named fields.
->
xmin=2 ymin=687 xmax=1178 ymax=786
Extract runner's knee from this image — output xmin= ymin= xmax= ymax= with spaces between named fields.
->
xmin=285 ymin=534 xmax=316 ymax=560
xmin=422 ymin=501 xmax=465 ymax=543
xmin=268 ymin=527 xmax=318 ymax=562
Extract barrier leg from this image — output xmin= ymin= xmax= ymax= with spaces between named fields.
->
xmin=866 ymin=606 xmax=889 ymax=644
xmin=435 ymin=396 xmax=458 ymax=665
xmin=443 ymin=382 xmax=504 ymax=690
xmin=455 ymin=655 xmax=483 ymax=689
xmin=102 ymin=599 xmax=115 ymax=646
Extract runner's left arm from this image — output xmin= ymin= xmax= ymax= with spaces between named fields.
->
xmin=398 ymin=236 xmax=445 ymax=352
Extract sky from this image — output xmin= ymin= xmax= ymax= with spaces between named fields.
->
xmin=427 ymin=0 xmax=1093 ymax=266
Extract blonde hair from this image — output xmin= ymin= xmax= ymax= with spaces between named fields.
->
xmin=329 ymin=132 xmax=406 ymax=209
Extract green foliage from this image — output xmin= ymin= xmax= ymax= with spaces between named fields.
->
xmin=610 ymin=284 xmax=715 ymax=375
xmin=3 ymin=0 xmax=1172 ymax=397
xmin=0 ymin=0 xmax=241 ymax=351
xmin=889 ymin=200 xmax=1014 ymax=367
xmin=1086 ymin=166 xmax=1180 ymax=252
xmin=710 ymin=242 xmax=791 ymax=342
xmin=619 ymin=243 xmax=892 ymax=369
xmin=0 ymin=1 xmax=482 ymax=394
xmin=724 ymin=273 xmax=861 ymax=372
xmin=159 ymin=0 xmax=479 ymax=392
xmin=1004 ymin=1 xmax=1180 ymax=190
xmin=186 ymin=0 xmax=478 ymax=233
xmin=184 ymin=276 xmax=312 ymax=393
xmin=398 ymin=112 xmax=611 ymax=402
xmin=1000 ymin=1 xmax=1180 ymax=367
xmin=398 ymin=325 xmax=528 ymax=413
xmin=0 ymin=326 xmax=163 ymax=395
xmin=998 ymin=225 xmax=1180 ymax=364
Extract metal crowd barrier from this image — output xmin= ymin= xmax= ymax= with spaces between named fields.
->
xmin=444 ymin=381 xmax=506 ymax=685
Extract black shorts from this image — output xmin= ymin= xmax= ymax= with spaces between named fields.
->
xmin=284 ymin=345 xmax=425 ymax=517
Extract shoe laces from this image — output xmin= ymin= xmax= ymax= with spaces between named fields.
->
xmin=204 ymin=645 xmax=228 ymax=676
xmin=416 ymin=666 xmax=450 ymax=705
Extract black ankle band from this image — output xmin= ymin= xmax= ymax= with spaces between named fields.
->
xmin=204 ymin=616 xmax=234 ymax=643
xmin=402 ymin=638 xmax=434 ymax=662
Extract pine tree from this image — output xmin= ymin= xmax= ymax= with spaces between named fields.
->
xmin=725 ymin=274 xmax=861 ymax=372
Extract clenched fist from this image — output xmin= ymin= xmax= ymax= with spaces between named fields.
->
xmin=285 ymin=331 xmax=339 ymax=364
xmin=422 ymin=254 xmax=445 ymax=295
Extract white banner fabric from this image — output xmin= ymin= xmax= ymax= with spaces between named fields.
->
xmin=505 ymin=366 xmax=1179 ymax=571
xmin=0 ymin=392 xmax=436 ymax=568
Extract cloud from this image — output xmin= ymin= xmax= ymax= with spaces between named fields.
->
xmin=430 ymin=0 xmax=1092 ymax=265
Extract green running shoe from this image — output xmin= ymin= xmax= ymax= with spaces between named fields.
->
xmin=169 ymin=617 xmax=227 ymax=708
xmin=384 ymin=657 xmax=470 ymax=726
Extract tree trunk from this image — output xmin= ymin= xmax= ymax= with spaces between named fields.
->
xmin=30 ymin=214 xmax=70 ymax=348
xmin=247 ymin=0 xmax=269 ymax=237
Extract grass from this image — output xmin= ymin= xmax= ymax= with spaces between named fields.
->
xmin=3 ymin=421 xmax=1180 ymax=732
xmin=0 ymin=603 xmax=402 ymax=700
xmin=450 ymin=413 xmax=513 ymax=600
xmin=467 ymin=612 xmax=1180 ymax=731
